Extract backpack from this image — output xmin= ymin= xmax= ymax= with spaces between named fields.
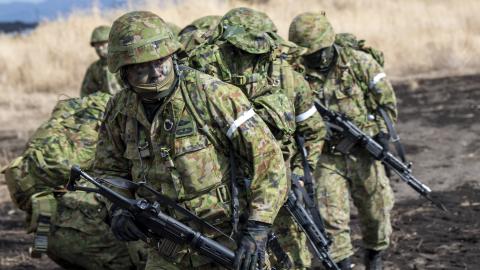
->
xmin=188 ymin=43 xmax=297 ymax=142
xmin=2 ymin=92 xmax=111 ymax=212
xmin=335 ymin=32 xmax=385 ymax=67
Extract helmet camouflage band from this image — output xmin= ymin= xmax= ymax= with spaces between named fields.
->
xmin=288 ymin=12 xmax=335 ymax=55
xmin=90 ymin=25 xmax=111 ymax=46
xmin=219 ymin=7 xmax=278 ymax=54
xmin=107 ymin=11 xmax=182 ymax=73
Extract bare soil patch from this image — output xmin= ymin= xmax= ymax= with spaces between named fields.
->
xmin=1 ymin=74 xmax=479 ymax=269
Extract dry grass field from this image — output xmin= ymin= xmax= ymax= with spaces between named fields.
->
xmin=0 ymin=0 xmax=479 ymax=132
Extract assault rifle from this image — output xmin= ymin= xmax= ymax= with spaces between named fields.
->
xmin=285 ymin=190 xmax=340 ymax=270
xmin=67 ymin=165 xmax=239 ymax=269
xmin=314 ymin=101 xmax=447 ymax=211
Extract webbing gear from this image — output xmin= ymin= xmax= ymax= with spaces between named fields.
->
xmin=267 ymin=231 xmax=293 ymax=269
xmin=229 ymin=147 xmax=240 ymax=236
xmin=28 ymin=192 xmax=57 ymax=258
xmin=30 ymin=215 xmax=50 ymax=258
xmin=378 ymin=107 xmax=407 ymax=163
xmin=293 ymin=134 xmax=330 ymax=240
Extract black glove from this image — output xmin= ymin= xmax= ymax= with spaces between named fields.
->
xmin=374 ymin=132 xmax=390 ymax=152
xmin=110 ymin=207 xmax=146 ymax=241
xmin=234 ymin=221 xmax=271 ymax=270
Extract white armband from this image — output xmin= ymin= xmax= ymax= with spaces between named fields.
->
xmin=226 ymin=108 xmax=256 ymax=139
xmin=295 ymin=105 xmax=317 ymax=123
xmin=370 ymin=72 xmax=386 ymax=89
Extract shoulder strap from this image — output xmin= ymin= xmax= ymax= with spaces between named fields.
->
xmin=179 ymin=68 xmax=225 ymax=152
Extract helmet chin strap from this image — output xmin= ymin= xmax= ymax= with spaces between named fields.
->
xmin=137 ymin=56 xmax=180 ymax=103
xmin=121 ymin=56 xmax=180 ymax=103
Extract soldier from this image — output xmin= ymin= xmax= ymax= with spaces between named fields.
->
xmin=93 ymin=11 xmax=287 ymax=270
xmin=188 ymin=7 xmax=326 ymax=270
xmin=289 ymin=12 xmax=397 ymax=270
xmin=178 ymin=15 xmax=221 ymax=56
xmin=80 ymin=25 xmax=124 ymax=97
xmin=2 ymin=92 xmax=136 ymax=270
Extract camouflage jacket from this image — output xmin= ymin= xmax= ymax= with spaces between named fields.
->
xmin=301 ymin=46 xmax=397 ymax=137
xmin=188 ymin=43 xmax=326 ymax=175
xmin=93 ymin=66 xmax=287 ymax=225
xmin=80 ymin=58 xmax=124 ymax=97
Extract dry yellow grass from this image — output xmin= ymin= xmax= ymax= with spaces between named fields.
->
xmin=0 ymin=0 xmax=479 ymax=131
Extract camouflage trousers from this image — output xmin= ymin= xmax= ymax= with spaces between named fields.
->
xmin=270 ymin=207 xmax=311 ymax=270
xmin=46 ymin=194 xmax=135 ymax=270
xmin=314 ymin=150 xmax=394 ymax=262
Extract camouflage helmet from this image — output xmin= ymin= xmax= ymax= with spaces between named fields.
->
xmin=90 ymin=25 xmax=111 ymax=46
xmin=288 ymin=12 xmax=335 ymax=55
xmin=107 ymin=11 xmax=182 ymax=73
xmin=179 ymin=15 xmax=221 ymax=36
xmin=166 ymin=21 xmax=182 ymax=36
xmin=219 ymin=7 xmax=278 ymax=54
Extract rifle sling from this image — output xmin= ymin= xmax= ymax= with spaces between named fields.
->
xmin=377 ymin=107 xmax=407 ymax=163
xmin=294 ymin=134 xmax=329 ymax=236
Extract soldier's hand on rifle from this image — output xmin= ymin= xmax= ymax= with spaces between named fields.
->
xmin=234 ymin=221 xmax=270 ymax=270
xmin=291 ymin=172 xmax=305 ymax=206
xmin=110 ymin=207 xmax=146 ymax=241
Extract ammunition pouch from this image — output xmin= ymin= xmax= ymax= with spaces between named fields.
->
xmin=28 ymin=191 xmax=57 ymax=258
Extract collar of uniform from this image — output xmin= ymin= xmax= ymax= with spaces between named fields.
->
xmin=122 ymin=90 xmax=151 ymax=129
xmin=98 ymin=57 xmax=107 ymax=66
xmin=122 ymin=82 xmax=182 ymax=129
xmin=304 ymin=45 xmax=348 ymax=82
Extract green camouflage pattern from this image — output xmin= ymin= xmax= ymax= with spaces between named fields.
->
xmin=217 ymin=7 xmax=278 ymax=54
xmin=47 ymin=188 xmax=135 ymax=270
xmin=178 ymin=15 xmax=221 ymax=55
xmin=301 ymin=47 xmax=397 ymax=135
xmin=186 ymin=15 xmax=221 ymax=32
xmin=269 ymin=208 xmax=310 ymax=269
xmin=90 ymin=25 xmax=111 ymax=45
xmin=314 ymin=151 xmax=394 ymax=262
xmin=294 ymin=24 xmax=397 ymax=263
xmin=2 ymin=92 xmax=135 ymax=270
xmin=108 ymin=11 xmax=182 ymax=73
xmin=288 ymin=12 xmax=335 ymax=55
xmin=24 ymin=92 xmax=111 ymax=192
xmin=335 ymin=32 xmax=385 ymax=67
xmin=81 ymin=58 xmax=124 ymax=97
xmin=167 ymin=21 xmax=182 ymax=36
xmin=93 ymin=66 xmax=288 ymax=268
xmin=188 ymin=11 xmax=326 ymax=266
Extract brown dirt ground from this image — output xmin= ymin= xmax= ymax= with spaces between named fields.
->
xmin=0 ymin=74 xmax=479 ymax=269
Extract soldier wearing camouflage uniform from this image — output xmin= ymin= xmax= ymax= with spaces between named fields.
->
xmin=178 ymin=15 xmax=221 ymax=57
xmin=188 ymin=8 xmax=326 ymax=270
xmin=80 ymin=25 xmax=124 ymax=97
xmin=2 ymin=92 xmax=135 ymax=270
xmin=92 ymin=11 xmax=287 ymax=270
xmin=289 ymin=12 xmax=397 ymax=270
